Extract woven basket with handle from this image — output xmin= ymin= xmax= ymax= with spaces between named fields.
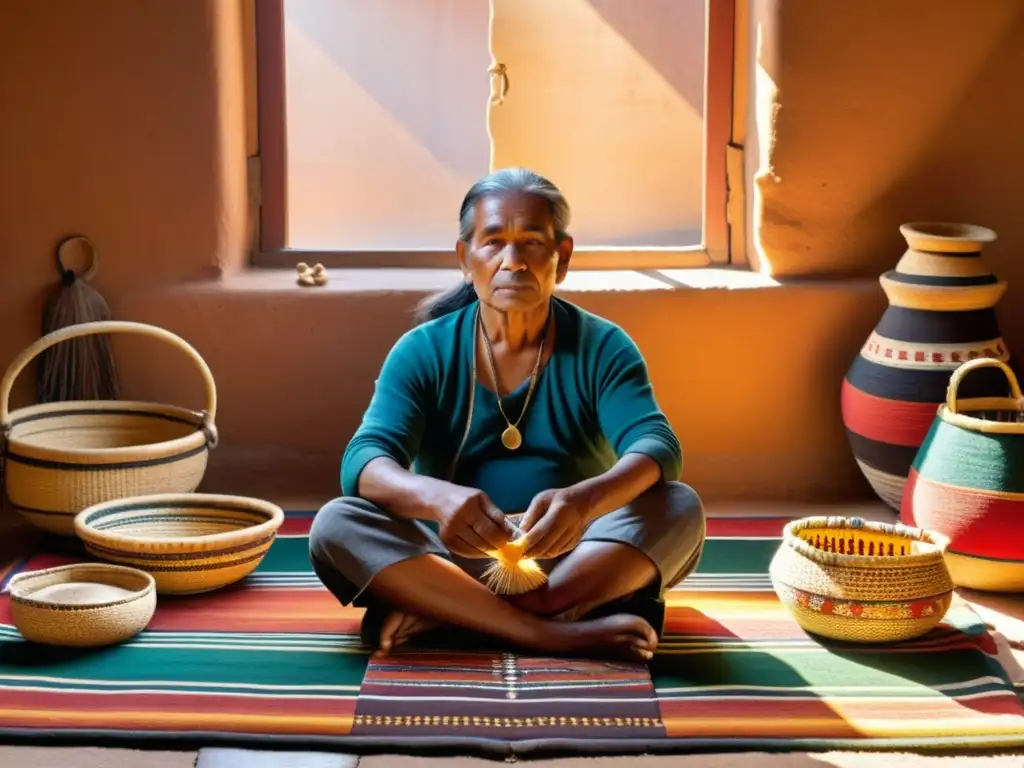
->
xmin=1 ymin=320 xmax=219 ymax=536
xmin=769 ymin=516 xmax=954 ymax=643
xmin=901 ymin=357 xmax=1024 ymax=591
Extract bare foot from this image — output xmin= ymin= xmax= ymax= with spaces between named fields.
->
xmin=379 ymin=610 xmax=439 ymax=654
xmin=544 ymin=613 xmax=658 ymax=662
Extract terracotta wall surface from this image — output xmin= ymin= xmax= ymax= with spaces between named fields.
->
xmin=89 ymin=275 xmax=882 ymax=501
xmin=751 ymin=0 xmax=1024 ymax=279
xmin=0 ymin=0 xmax=248 ymax=401
xmin=1 ymin=0 xmax=1022 ymax=503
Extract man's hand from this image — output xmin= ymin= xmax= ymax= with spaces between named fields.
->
xmin=434 ymin=485 xmax=515 ymax=558
xmin=518 ymin=488 xmax=593 ymax=559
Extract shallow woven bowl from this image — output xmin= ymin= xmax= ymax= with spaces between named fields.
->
xmin=73 ymin=493 xmax=285 ymax=595
xmin=769 ymin=516 xmax=954 ymax=643
xmin=8 ymin=563 xmax=156 ymax=647
xmin=1 ymin=320 xmax=219 ymax=537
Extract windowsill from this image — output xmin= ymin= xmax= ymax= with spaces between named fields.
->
xmin=204 ymin=266 xmax=788 ymax=295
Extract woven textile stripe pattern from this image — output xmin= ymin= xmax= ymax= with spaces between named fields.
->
xmin=2 ymin=512 xmax=1024 ymax=754
xmin=353 ymin=652 xmax=664 ymax=740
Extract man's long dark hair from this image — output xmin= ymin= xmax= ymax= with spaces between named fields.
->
xmin=412 ymin=167 xmax=571 ymax=325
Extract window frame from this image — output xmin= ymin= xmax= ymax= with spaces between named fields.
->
xmin=250 ymin=0 xmax=738 ymax=271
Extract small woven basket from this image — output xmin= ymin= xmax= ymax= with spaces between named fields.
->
xmin=1 ymin=320 xmax=219 ymax=536
xmin=901 ymin=357 xmax=1024 ymax=591
xmin=7 ymin=562 xmax=156 ymax=647
xmin=74 ymin=493 xmax=285 ymax=595
xmin=769 ymin=516 xmax=954 ymax=643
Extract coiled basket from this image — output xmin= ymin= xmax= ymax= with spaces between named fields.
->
xmin=901 ymin=357 xmax=1024 ymax=591
xmin=74 ymin=493 xmax=285 ymax=595
xmin=769 ymin=516 xmax=954 ymax=643
xmin=8 ymin=562 xmax=156 ymax=647
xmin=0 ymin=321 xmax=219 ymax=536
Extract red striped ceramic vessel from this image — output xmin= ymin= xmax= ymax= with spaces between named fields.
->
xmin=841 ymin=222 xmax=1011 ymax=508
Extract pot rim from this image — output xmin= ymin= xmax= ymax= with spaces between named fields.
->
xmin=900 ymin=221 xmax=997 ymax=245
xmin=781 ymin=516 xmax=950 ymax=569
xmin=8 ymin=563 xmax=155 ymax=610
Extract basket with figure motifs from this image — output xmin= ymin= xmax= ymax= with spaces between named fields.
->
xmin=769 ymin=516 xmax=954 ymax=643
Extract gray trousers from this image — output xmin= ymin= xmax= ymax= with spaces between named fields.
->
xmin=309 ymin=481 xmax=706 ymax=611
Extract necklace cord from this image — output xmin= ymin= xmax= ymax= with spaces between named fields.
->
xmin=447 ymin=302 xmax=552 ymax=477
xmin=479 ymin=305 xmax=550 ymax=430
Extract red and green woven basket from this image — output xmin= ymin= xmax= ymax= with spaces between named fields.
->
xmin=901 ymin=357 xmax=1024 ymax=591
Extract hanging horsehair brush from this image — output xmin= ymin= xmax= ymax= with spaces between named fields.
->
xmin=37 ymin=235 xmax=121 ymax=403
xmin=482 ymin=519 xmax=548 ymax=595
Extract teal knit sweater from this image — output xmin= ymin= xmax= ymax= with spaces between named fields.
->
xmin=341 ymin=297 xmax=682 ymax=514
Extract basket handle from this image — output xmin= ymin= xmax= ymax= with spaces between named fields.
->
xmin=0 ymin=321 xmax=218 ymax=434
xmin=945 ymin=357 xmax=1023 ymax=415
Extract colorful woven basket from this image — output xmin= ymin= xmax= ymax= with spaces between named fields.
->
xmin=7 ymin=562 xmax=156 ymax=647
xmin=769 ymin=516 xmax=953 ymax=643
xmin=0 ymin=320 xmax=219 ymax=536
xmin=74 ymin=493 xmax=285 ymax=595
xmin=901 ymin=357 xmax=1024 ymax=591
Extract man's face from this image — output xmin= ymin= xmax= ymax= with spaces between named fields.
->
xmin=457 ymin=191 xmax=573 ymax=313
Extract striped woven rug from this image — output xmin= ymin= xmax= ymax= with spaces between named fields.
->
xmin=1 ymin=511 xmax=1024 ymax=756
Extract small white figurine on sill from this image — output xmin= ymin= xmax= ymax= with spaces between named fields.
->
xmin=296 ymin=262 xmax=328 ymax=287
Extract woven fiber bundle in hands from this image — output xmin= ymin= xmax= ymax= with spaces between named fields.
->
xmin=37 ymin=236 xmax=120 ymax=403
xmin=482 ymin=519 xmax=548 ymax=595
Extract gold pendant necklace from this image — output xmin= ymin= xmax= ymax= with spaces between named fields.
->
xmin=478 ymin=306 xmax=550 ymax=451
